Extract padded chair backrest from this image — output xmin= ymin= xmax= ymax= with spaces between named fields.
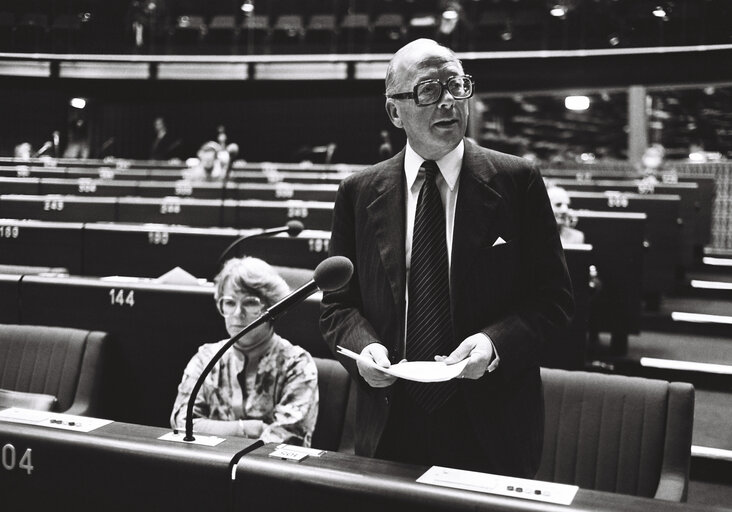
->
xmin=311 ymin=357 xmax=350 ymax=451
xmin=0 ymin=324 xmax=108 ymax=416
xmin=537 ymin=368 xmax=694 ymax=501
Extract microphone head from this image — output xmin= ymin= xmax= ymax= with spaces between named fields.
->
xmin=313 ymin=256 xmax=353 ymax=292
xmin=286 ymin=220 xmax=304 ymax=237
xmin=225 ymin=143 xmax=239 ymax=160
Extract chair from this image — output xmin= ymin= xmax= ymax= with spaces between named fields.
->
xmin=50 ymin=13 xmax=81 ymax=52
xmin=13 ymin=12 xmax=48 ymax=51
xmin=536 ymin=368 xmax=694 ymax=502
xmin=305 ymin=13 xmax=337 ymax=51
xmin=206 ymin=14 xmax=238 ymax=49
xmin=311 ymin=357 xmax=351 ymax=451
xmin=0 ymin=324 xmax=108 ymax=416
xmin=339 ymin=12 xmax=370 ymax=52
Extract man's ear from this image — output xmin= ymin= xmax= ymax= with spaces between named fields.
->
xmin=385 ymin=99 xmax=403 ymax=129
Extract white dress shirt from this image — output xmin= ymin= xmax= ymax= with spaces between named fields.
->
xmin=402 ymin=140 xmax=499 ymax=372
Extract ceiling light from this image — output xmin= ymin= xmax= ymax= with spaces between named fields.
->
xmin=565 ymin=95 xmax=590 ymax=111
xmin=442 ymin=9 xmax=459 ymax=21
xmin=241 ymin=1 xmax=254 ymax=14
xmin=70 ymin=97 xmax=87 ymax=109
xmin=652 ymin=6 xmax=666 ymax=18
xmin=608 ymin=34 xmax=620 ymax=46
xmin=550 ymin=5 xmax=567 ymax=17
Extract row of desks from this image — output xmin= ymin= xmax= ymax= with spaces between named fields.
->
xmin=0 ymin=166 xmax=352 ymax=185
xmin=0 ymin=186 xmax=680 ymax=290
xmin=0 ymin=194 xmax=335 ymax=230
xmin=0 ymin=212 xmax=638 ymax=348
xmin=0 ymin=418 xmax=723 ymax=512
xmin=0 ymin=242 xmax=594 ymax=426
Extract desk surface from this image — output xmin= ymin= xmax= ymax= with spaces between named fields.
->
xmin=0 ymin=414 xmax=727 ymax=512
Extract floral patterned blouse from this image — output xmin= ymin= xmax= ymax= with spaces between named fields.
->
xmin=170 ymin=334 xmax=318 ymax=446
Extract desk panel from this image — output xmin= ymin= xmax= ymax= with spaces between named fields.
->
xmin=83 ymin=223 xmax=239 ymax=278
xmin=137 ymin=180 xmax=226 ymax=199
xmin=234 ymin=199 xmax=334 ymax=231
xmin=0 ymin=194 xmax=117 ymax=223
xmin=0 ymin=418 xmax=255 ymax=512
xmin=0 ymin=273 xmax=21 ymax=323
xmin=569 ymin=192 xmax=680 ymax=297
xmin=117 ymin=197 xmax=223 ymax=227
xmin=39 ymin=177 xmax=139 ymax=197
xmin=0 ymin=177 xmax=40 ymax=194
xmin=0 ymin=219 xmax=84 ymax=273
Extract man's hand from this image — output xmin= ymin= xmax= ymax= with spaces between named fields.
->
xmin=436 ymin=333 xmax=495 ymax=380
xmin=357 ymin=343 xmax=399 ymax=388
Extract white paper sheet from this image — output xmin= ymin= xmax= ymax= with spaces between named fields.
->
xmin=336 ymin=346 xmax=469 ymax=382
xmin=417 ymin=466 xmax=579 ymax=505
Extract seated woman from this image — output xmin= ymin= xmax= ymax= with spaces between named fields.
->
xmin=546 ymin=182 xmax=585 ymax=246
xmin=183 ymin=141 xmax=228 ymax=181
xmin=170 ymin=256 xmax=318 ymax=446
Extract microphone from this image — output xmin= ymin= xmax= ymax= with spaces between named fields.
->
xmin=34 ymin=141 xmax=53 ymax=157
xmin=183 ymin=255 xmax=353 ymax=441
xmin=215 ymin=220 xmax=304 ymax=273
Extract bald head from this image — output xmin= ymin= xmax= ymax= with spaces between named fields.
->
xmin=385 ymin=39 xmax=461 ymax=95
xmin=382 ymin=39 xmax=469 ymax=161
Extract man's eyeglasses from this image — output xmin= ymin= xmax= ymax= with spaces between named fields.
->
xmin=386 ymin=75 xmax=474 ymax=106
xmin=216 ymin=295 xmax=266 ymax=317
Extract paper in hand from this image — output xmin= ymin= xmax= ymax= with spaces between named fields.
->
xmin=336 ymin=346 xmax=469 ymax=383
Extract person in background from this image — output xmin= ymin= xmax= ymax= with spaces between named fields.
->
xmin=183 ymin=141 xmax=227 ymax=181
xmin=14 ymin=142 xmax=32 ymax=160
xmin=378 ymin=129 xmax=393 ymax=159
xmin=150 ymin=116 xmax=179 ymax=160
xmin=321 ymin=38 xmax=573 ymax=477
xmin=171 ymin=256 xmax=318 ymax=446
xmin=546 ymin=182 xmax=585 ymax=245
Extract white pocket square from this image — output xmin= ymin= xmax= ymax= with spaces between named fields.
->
xmin=492 ymin=236 xmax=507 ymax=247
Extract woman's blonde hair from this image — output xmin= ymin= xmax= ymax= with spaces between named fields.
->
xmin=214 ymin=256 xmax=290 ymax=307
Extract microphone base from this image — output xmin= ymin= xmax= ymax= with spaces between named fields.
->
xmin=160 ymin=431 xmax=227 ymax=446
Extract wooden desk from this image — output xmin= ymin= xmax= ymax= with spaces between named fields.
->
xmin=1 ymin=418 xmax=723 ymax=512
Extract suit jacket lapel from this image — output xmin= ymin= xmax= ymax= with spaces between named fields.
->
xmin=451 ymin=141 xmax=504 ymax=293
xmin=366 ymin=150 xmax=407 ymax=316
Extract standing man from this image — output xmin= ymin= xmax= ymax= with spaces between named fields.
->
xmin=320 ymin=39 xmax=573 ymax=477
xmin=150 ymin=116 xmax=178 ymax=160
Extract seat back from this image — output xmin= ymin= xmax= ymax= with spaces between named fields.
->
xmin=537 ymin=368 xmax=694 ymax=501
xmin=0 ymin=324 xmax=107 ymax=416
xmin=311 ymin=357 xmax=350 ymax=451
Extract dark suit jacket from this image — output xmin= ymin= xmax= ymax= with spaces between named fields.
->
xmin=320 ymin=140 xmax=574 ymax=477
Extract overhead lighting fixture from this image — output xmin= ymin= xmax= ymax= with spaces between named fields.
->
xmin=652 ymin=5 xmax=666 ymax=18
xmin=70 ymin=97 xmax=87 ymax=109
xmin=442 ymin=9 xmax=459 ymax=21
xmin=608 ymin=34 xmax=620 ymax=46
xmin=550 ymin=4 xmax=567 ymax=17
xmin=565 ymin=95 xmax=590 ymax=111
xmin=241 ymin=0 xmax=254 ymax=15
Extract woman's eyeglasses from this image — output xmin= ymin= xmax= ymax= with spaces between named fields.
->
xmin=216 ymin=295 xmax=265 ymax=317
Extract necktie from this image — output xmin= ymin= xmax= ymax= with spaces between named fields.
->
xmin=405 ymin=160 xmax=457 ymax=413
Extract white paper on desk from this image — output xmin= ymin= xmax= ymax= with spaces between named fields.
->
xmin=336 ymin=346 xmax=469 ymax=382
